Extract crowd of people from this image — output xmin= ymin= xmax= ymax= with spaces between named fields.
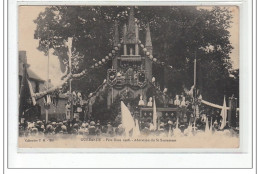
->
xmin=19 ymin=118 xmax=126 ymax=137
xmin=18 ymin=109 xmax=236 ymax=138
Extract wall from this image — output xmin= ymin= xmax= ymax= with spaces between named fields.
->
xmin=38 ymin=98 xmax=67 ymax=122
xmin=31 ymin=80 xmax=67 ymax=122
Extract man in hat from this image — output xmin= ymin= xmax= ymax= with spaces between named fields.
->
xmin=106 ymin=122 xmax=114 ymax=136
xmin=95 ymin=122 xmax=101 ymax=136
xmin=88 ymin=121 xmax=96 ymax=135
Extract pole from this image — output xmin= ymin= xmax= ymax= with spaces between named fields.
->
xmin=194 ymin=58 xmax=196 ymax=88
xmin=193 ymin=52 xmax=197 ymax=124
xmin=45 ymin=42 xmax=50 ymax=124
xmin=112 ymin=87 xmax=114 ymax=103
xmin=67 ymin=37 xmax=73 ymax=120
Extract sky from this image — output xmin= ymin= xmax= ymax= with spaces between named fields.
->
xmin=18 ymin=6 xmax=239 ymax=86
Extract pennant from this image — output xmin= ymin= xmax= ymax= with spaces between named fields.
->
xmin=121 ymin=101 xmax=135 ymax=137
xmin=133 ymin=119 xmax=140 ymax=137
xmin=153 ymin=97 xmax=157 ymax=130
xmin=210 ymin=117 xmax=213 ymax=132
xmin=220 ymin=96 xmax=228 ymax=129
xmin=27 ymin=79 xmax=36 ymax=106
xmin=205 ymin=117 xmax=210 ymax=133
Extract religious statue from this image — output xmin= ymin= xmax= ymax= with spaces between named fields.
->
xmin=152 ymin=77 xmax=155 ymax=83
xmin=147 ymin=97 xmax=153 ymax=107
xmin=180 ymin=96 xmax=186 ymax=107
xmin=162 ymin=88 xmax=169 ymax=107
xmin=138 ymin=95 xmax=145 ymax=106
xmin=127 ymin=103 xmax=131 ymax=110
xmin=174 ymin=95 xmax=181 ymax=106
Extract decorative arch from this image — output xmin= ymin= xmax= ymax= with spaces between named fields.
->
xmin=119 ymin=89 xmax=135 ymax=100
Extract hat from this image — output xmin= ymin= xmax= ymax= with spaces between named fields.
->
xmin=73 ymin=123 xmax=79 ymax=128
xmin=61 ymin=125 xmax=67 ymax=131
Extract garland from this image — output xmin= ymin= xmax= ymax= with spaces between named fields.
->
xmin=85 ymin=80 xmax=108 ymax=105
xmin=33 ymin=43 xmax=122 ymax=99
xmin=137 ymin=40 xmax=181 ymax=72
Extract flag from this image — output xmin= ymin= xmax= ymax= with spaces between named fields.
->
xmin=209 ymin=117 xmax=213 ymax=132
xmin=27 ymin=79 xmax=36 ymax=105
xmin=67 ymin=37 xmax=73 ymax=57
xmin=121 ymin=101 xmax=135 ymax=137
xmin=153 ymin=97 xmax=157 ymax=130
xmin=174 ymin=117 xmax=181 ymax=135
xmin=205 ymin=117 xmax=210 ymax=133
xmin=220 ymin=96 xmax=227 ymax=129
xmin=19 ymin=64 xmax=34 ymax=118
xmin=133 ymin=119 xmax=140 ymax=137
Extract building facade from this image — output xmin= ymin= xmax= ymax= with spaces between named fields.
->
xmin=19 ymin=51 xmax=68 ymax=121
xmin=106 ymin=7 xmax=153 ymax=108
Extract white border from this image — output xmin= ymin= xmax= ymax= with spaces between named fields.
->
xmin=6 ymin=0 xmax=254 ymax=169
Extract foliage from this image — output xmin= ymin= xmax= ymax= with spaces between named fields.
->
xmin=34 ymin=6 xmax=237 ymax=104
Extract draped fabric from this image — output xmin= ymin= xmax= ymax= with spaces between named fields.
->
xmin=220 ymin=97 xmax=228 ymax=129
xmin=27 ymin=79 xmax=36 ymax=105
xmin=121 ymin=101 xmax=135 ymax=137
xmin=202 ymin=99 xmax=230 ymax=110
xmin=133 ymin=119 xmax=141 ymax=137
xmin=153 ymin=98 xmax=157 ymax=130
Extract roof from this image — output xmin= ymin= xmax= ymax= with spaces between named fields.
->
xmin=19 ymin=50 xmax=45 ymax=83
xmin=19 ymin=65 xmax=45 ymax=83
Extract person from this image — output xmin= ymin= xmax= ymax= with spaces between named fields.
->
xmin=45 ymin=124 xmax=54 ymax=134
xmin=213 ymin=120 xmax=219 ymax=130
xmin=78 ymin=124 xmax=86 ymax=135
xmin=149 ymin=122 xmax=155 ymax=131
xmin=55 ymin=122 xmax=62 ymax=134
xmin=61 ymin=124 xmax=67 ymax=133
xmin=66 ymin=119 xmax=72 ymax=134
xmin=88 ymin=121 xmax=96 ymax=135
xmin=167 ymin=120 xmax=173 ymax=136
xmin=168 ymin=94 xmax=174 ymax=107
xmin=106 ymin=122 xmax=114 ymax=136
xmin=30 ymin=127 xmax=38 ymax=135
xmin=142 ymin=122 xmax=150 ymax=136
xmin=116 ymin=124 xmax=125 ymax=136
xmin=95 ymin=122 xmax=102 ymax=136
xmin=158 ymin=122 xmax=166 ymax=136
xmin=73 ymin=123 xmax=79 ymax=131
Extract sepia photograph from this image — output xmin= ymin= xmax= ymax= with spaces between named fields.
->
xmin=18 ymin=5 xmax=239 ymax=148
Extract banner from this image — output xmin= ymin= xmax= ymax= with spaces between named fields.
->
xmin=121 ymin=101 xmax=135 ymax=137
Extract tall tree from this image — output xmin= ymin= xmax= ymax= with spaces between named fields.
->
xmin=34 ymin=6 xmax=236 ymax=104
